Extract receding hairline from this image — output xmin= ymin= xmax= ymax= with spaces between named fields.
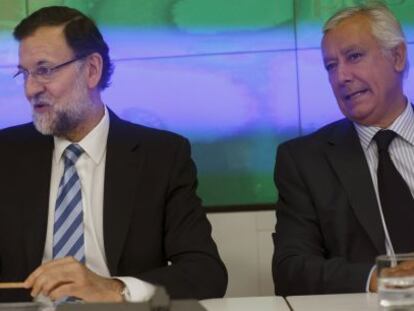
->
xmin=322 ymin=2 xmax=388 ymax=33
xmin=322 ymin=14 xmax=376 ymax=53
xmin=322 ymin=3 xmax=406 ymax=46
xmin=16 ymin=15 xmax=81 ymax=40
xmin=323 ymin=12 xmax=375 ymax=39
xmin=17 ymin=25 xmax=74 ymax=56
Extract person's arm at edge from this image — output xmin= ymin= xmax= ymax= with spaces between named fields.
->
xmin=135 ymin=137 xmax=227 ymax=299
xmin=273 ymin=142 xmax=372 ymax=295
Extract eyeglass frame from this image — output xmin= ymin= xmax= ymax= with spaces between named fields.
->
xmin=13 ymin=54 xmax=89 ymax=84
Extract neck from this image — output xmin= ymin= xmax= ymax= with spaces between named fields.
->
xmin=377 ymin=93 xmax=407 ymax=129
xmin=65 ymin=95 xmax=105 ymax=142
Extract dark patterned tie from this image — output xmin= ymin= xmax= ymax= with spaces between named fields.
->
xmin=374 ymin=130 xmax=414 ymax=253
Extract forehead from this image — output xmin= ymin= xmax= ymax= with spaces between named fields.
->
xmin=322 ymin=15 xmax=379 ymax=58
xmin=18 ymin=25 xmax=74 ymax=67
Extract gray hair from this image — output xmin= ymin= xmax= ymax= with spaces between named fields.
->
xmin=323 ymin=1 xmax=408 ymax=75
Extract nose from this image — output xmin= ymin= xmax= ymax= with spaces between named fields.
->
xmin=334 ymin=63 xmax=353 ymax=85
xmin=24 ymin=74 xmax=46 ymax=100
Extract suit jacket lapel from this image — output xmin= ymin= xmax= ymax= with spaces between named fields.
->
xmin=20 ymin=127 xmax=53 ymax=272
xmin=325 ymin=120 xmax=385 ymax=254
xmin=103 ymin=112 xmax=142 ymax=275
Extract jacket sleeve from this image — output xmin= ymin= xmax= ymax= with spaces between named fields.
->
xmin=273 ymin=142 xmax=372 ymax=296
xmin=136 ymin=137 xmax=227 ymax=299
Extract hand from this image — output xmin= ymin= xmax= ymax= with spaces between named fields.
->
xmin=370 ymin=260 xmax=414 ymax=292
xmin=24 ymin=257 xmax=124 ymax=302
xmin=369 ymin=269 xmax=378 ymax=292
xmin=381 ymin=260 xmax=414 ymax=278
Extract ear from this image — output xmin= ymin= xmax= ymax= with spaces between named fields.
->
xmin=85 ymin=52 xmax=103 ymax=89
xmin=391 ymin=42 xmax=407 ymax=73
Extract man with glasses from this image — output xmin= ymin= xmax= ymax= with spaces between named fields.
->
xmin=0 ymin=6 xmax=227 ymax=303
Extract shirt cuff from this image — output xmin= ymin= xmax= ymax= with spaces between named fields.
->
xmin=114 ymin=276 xmax=156 ymax=302
xmin=366 ymin=265 xmax=376 ymax=292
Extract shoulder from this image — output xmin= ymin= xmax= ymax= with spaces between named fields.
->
xmin=278 ymin=118 xmax=352 ymax=152
xmin=0 ymin=123 xmax=52 ymax=165
xmin=128 ymin=121 xmax=187 ymax=144
xmin=108 ymin=114 xmax=190 ymax=153
xmin=113 ymin=116 xmax=187 ymax=140
xmin=0 ymin=122 xmax=45 ymax=143
xmin=275 ymin=118 xmax=355 ymax=168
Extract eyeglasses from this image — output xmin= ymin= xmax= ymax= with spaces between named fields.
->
xmin=13 ymin=54 xmax=88 ymax=84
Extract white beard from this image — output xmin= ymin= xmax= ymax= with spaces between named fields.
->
xmin=31 ymin=75 xmax=91 ymax=137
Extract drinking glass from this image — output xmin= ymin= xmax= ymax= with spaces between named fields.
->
xmin=377 ymin=254 xmax=414 ymax=309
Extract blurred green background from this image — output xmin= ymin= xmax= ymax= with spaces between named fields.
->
xmin=1 ymin=0 xmax=413 ymax=208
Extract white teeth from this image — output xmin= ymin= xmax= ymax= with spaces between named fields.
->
xmin=345 ymin=90 xmax=366 ymax=100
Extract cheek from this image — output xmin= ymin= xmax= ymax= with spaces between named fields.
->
xmin=329 ymin=80 xmax=341 ymax=99
xmin=328 ymin=72 xmax=340 ymax=89
xmin=45 ymin=83 xmax=72 ymax=100
xmin=353 ymin=67 xmax=375 ymax=86
xmin=336 ymin=100 xmax=350 ymax=116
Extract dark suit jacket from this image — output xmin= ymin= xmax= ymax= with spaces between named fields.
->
xmin=0 ymin=111 xmax=227 ymax=302
xmin=273 ymin=118 xmax=386 ymax=296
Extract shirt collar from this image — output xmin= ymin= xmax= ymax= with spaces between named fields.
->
xmin=53 ymin=105 xmax=110 ymax=165
xmin=354 ymin=100 xmax=414 ymax=150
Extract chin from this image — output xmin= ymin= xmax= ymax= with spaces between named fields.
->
xmin=34 ymin=122 xmax=55 ymax=135
xmin=347 ymin=113 xmax=375 ymax=126
xmin=33 ymin=115 xmax=56 ymax=135
xmin=346 ymin=105 xmax=374 ymax=123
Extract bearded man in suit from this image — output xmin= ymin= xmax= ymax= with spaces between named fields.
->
xmin=0 ymin=5 xmax=227 ymax=303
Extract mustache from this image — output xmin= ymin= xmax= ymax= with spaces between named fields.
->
xmin=31 ymin=97 xmax=52 ymax=107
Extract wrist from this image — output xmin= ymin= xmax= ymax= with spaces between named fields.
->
xmin=120 ymin=284 xmax=131 ymax=302
xmin=111 ymin=279 xmax=127 ymax=302
xmin=369 ymin=269 xmax=378 ymax=292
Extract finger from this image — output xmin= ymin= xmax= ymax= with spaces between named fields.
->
xmin=33 ymin=277 xmax=71 ymax=298
xmin=392 ymin=269 xmax=414 ymax=277
xmin=25 ymin=258 xmax=64 ymax=286
xmin=48 ymin=283 xmax=78 ymax=301
xmin=46 ymin=269 xmax=92 ymax=301
xmin=30 ymin=274 xmax=46 ymax=297
xmin=383 ymin=266 xmax=414 ymax=278
xmin=28 ymin=259 xmax=82 ymax=297
xmin=25 ymin=265 xmax=47 ymax=289
xmin=30 ymin=270 xmax=66 ymax=297
xmin=48 ymin=283 xmax=83 ymax=300
xmin=25 ymin=257 xmax=79 ymax=287
xmin=399 ymin=260 xmax=414 ymax=270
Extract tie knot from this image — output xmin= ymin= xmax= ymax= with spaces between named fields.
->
xmin=373 ymin=130 xmax=397 ymax=152
xmin=63 ymin=144 xmax=84 ymax=166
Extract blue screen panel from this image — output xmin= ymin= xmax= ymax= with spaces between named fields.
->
xmin=103 ymin=51 xmax=300 ymax=205
xmin=296 ymin=49 xmax=342 ymax=134
xmin=0 ymin=66 xmax=31 ymax=128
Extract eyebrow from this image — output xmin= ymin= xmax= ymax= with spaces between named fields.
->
xmin=323 ymin=44 xmax=363 ymax=63
xmin=322 ymin=55 xmax=336 ymax=65
xmin=17 ymin=60 xmax=52 ymax=70
xmin=341 ymin=45 xmax=362 ymax=54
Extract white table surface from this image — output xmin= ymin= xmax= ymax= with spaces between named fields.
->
xmin=287 ymin=293 xmax=378 ymax=311
xmin=200 ymin=296 xmax=290 ymax=311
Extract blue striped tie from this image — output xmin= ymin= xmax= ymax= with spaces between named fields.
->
xmin=53 ymin=144 xmax=85 ymax=263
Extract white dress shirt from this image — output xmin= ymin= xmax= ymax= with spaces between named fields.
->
xmin=354 ymin=100 xmax=414 ymax=291
xmin=39 ymin=106 xmax=155 ymax=303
